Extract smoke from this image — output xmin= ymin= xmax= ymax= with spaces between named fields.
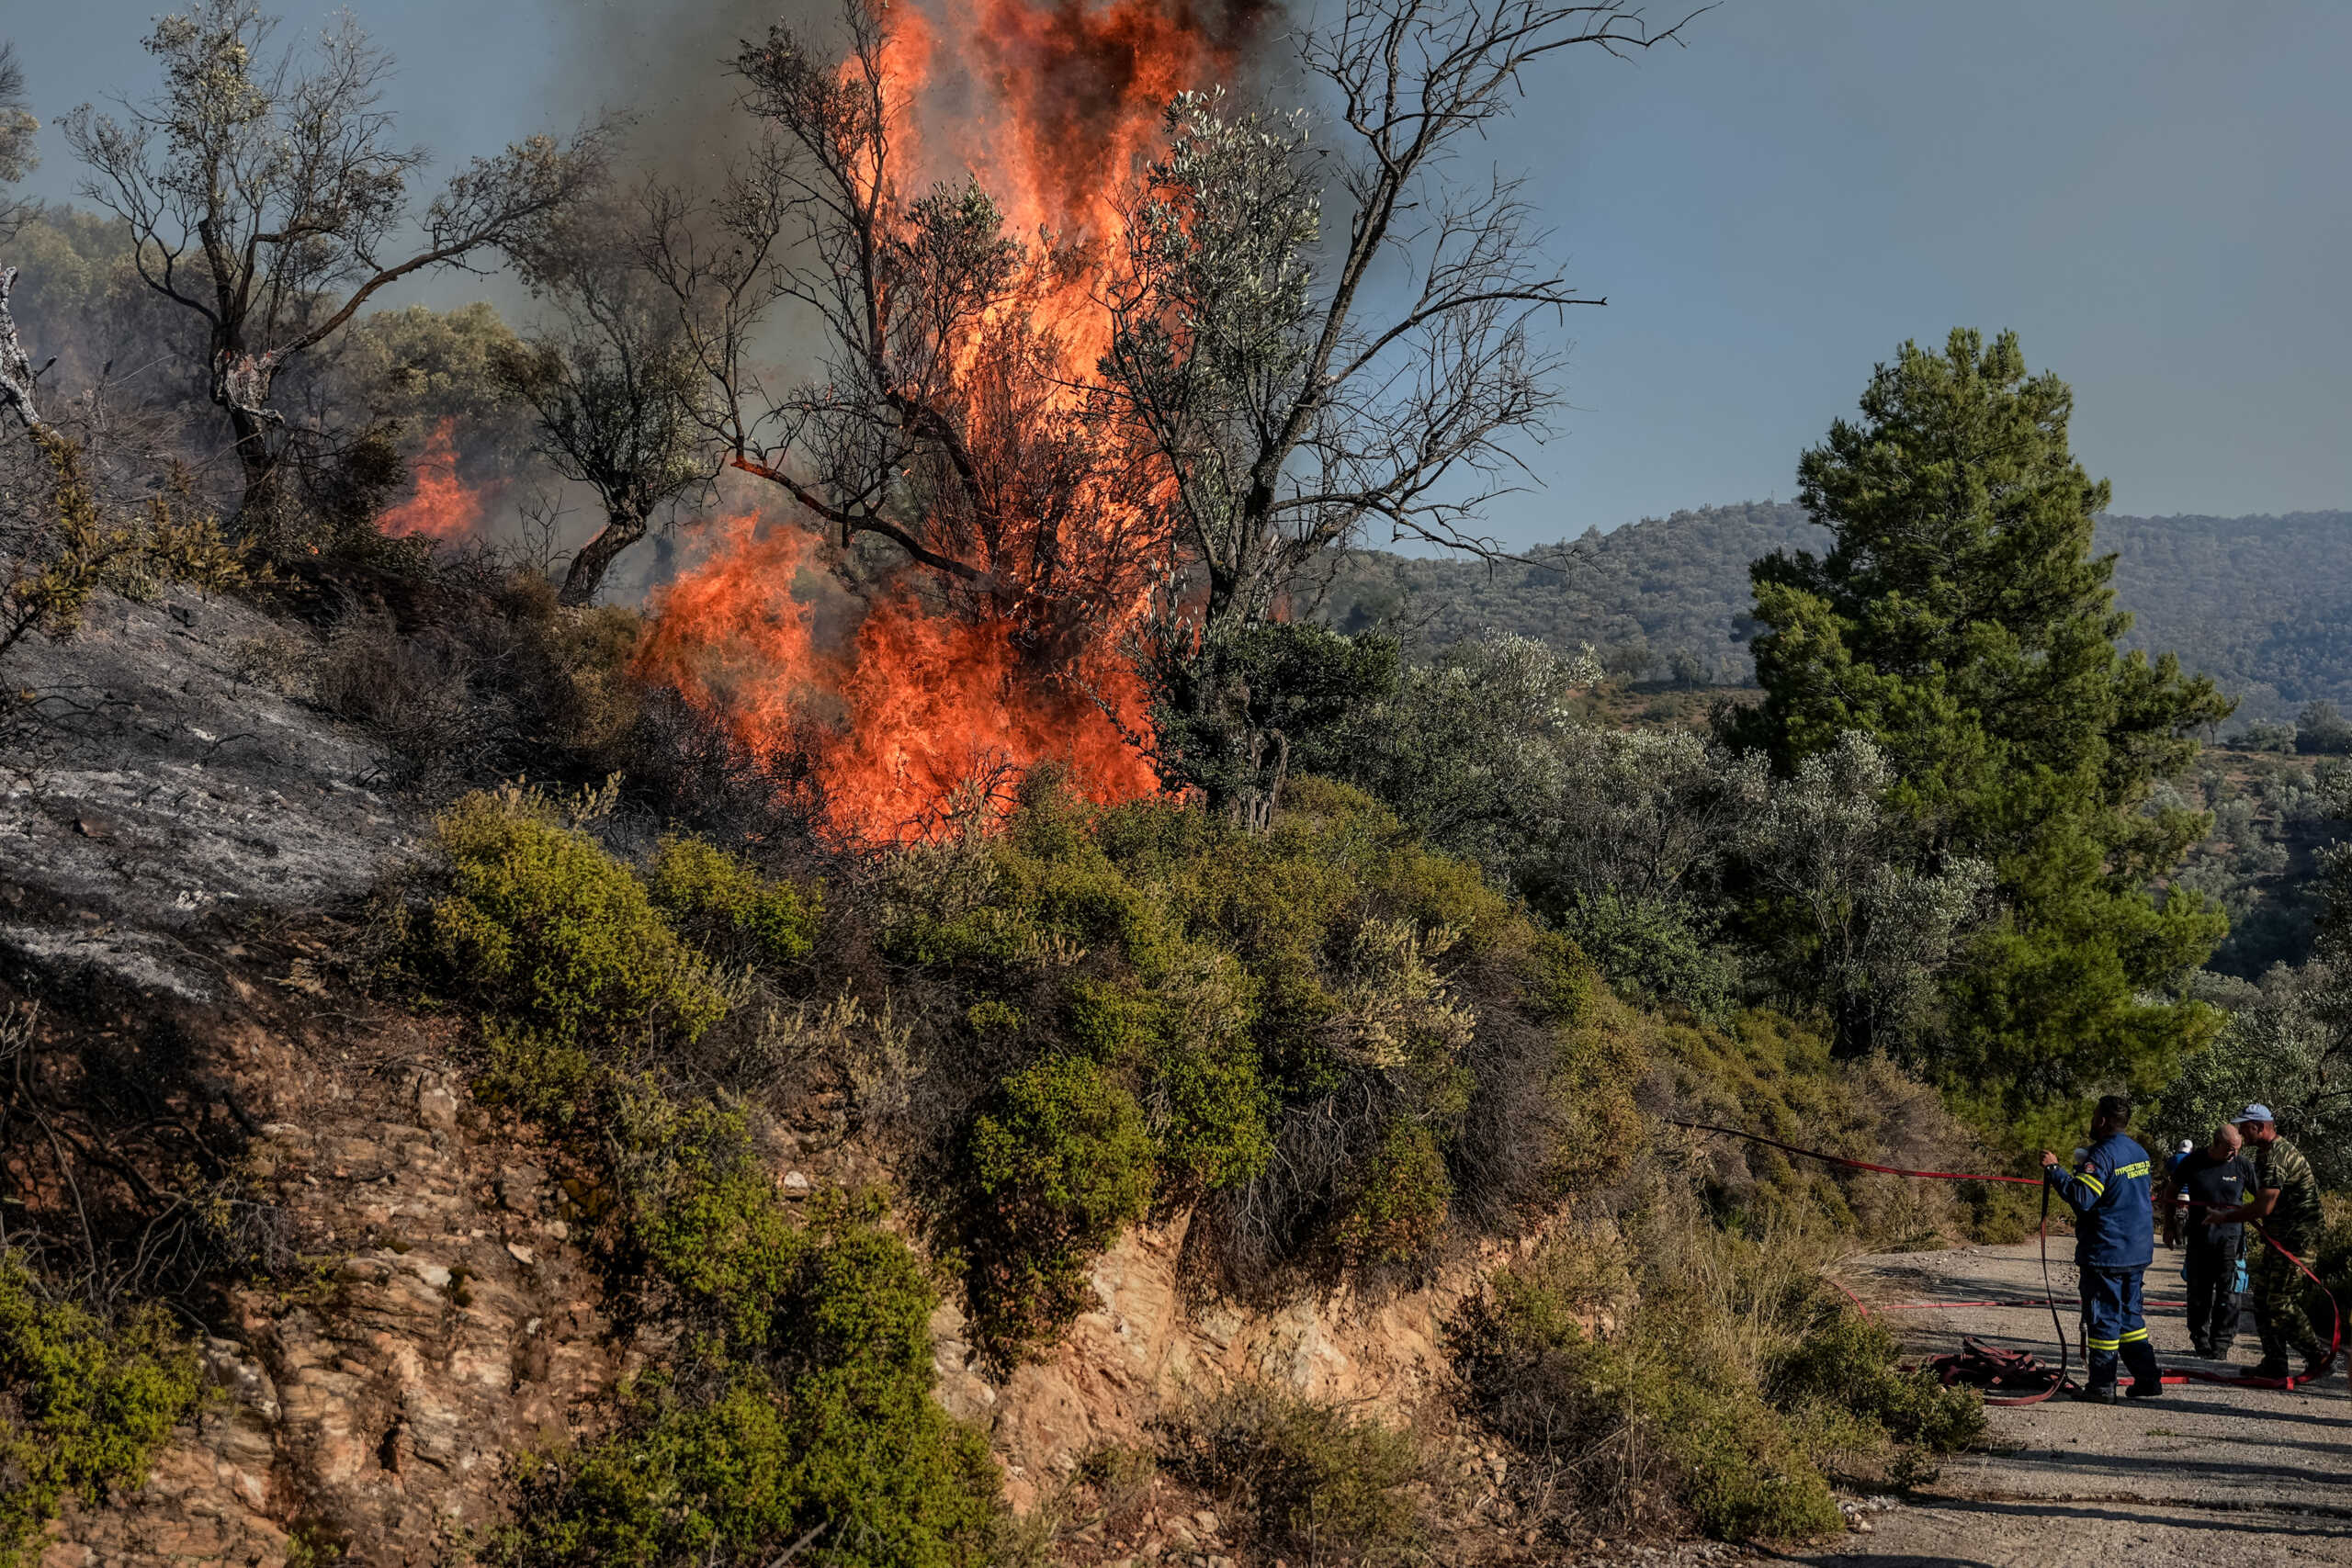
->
xmin=547 ymin=0 xmax=1283 ymax=192
xmin=546 ymin=0 xmax=824 ymax=183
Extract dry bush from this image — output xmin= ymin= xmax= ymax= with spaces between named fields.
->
xmin=1155 ymin=1381 xmax=1419 ymax=1567
xmin=1453 ymin=1162 xmax=1982 ymax=1546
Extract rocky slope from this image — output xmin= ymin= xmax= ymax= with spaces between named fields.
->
xmin=3 ymin=594 xmax=1541 ymax=1567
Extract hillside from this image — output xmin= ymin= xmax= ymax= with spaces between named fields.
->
xmin=1316 ymin=502 xmax=2352 ymax=723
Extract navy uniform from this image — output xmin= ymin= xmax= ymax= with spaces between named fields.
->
xmin=2047 ymin=1131 xmax=2161 ymax=1395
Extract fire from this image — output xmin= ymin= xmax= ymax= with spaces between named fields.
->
xmin=640 ymin=0 xmax=1263 ymax=840
xmin=379 ymin=417 xmax=495 ymax=541
xmin=638 ymin=517 xmax=1159 ymax=842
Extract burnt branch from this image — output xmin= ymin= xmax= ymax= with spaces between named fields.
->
xmin=0 ymin=265 xmax=51 ymax=436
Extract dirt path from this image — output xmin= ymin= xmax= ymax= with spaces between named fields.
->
xmin=1797 ymin=1237 xmax=2352 ymax=1566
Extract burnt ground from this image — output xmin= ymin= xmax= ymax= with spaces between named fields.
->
xmin=1 ymin=588 xmax=418 ymax=1003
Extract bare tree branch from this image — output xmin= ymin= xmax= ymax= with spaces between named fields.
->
xmin=1102 ymin=0 xmax=1699 ymax=627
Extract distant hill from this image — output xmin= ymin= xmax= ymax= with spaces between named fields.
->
xmin=1314 ymin=502 xmax=2352 ymax=724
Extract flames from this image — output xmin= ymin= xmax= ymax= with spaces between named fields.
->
xmin=379 ymin=417 xmax=497 ymax=541
xmin=635 ymin=0 xmax=1261 ymax=842
xmin=639 ymin=517 xmax=1159 ymax=841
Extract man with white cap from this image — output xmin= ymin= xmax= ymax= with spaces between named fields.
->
xmin=2209 ymin=1104 xmax=2330 ymax=1381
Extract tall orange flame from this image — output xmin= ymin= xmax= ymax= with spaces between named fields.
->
xmin=379 ymin=417 xmax=499 ymax=541
xmin=640 ymin=0 xmax=1263 ymax=841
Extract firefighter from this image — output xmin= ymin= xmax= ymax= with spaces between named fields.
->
xmin=2041 ymin=1094 xmax=2162 ymax=1402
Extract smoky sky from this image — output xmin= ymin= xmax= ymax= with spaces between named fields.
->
xmin=7 ymin=0 xmax=2349 ymax=542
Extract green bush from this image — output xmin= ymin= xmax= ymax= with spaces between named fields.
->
xmin=1557 ymin=891 xmax=1740 ymax=1022
xmin=650 ymin=835 xmax=822 ymax=967
xmin=966 ymin=1055 xmax=1157 ymax=1348
xmin=865 ymin=773 xmax=1622 ymax=1347
xmin=428 ymin=789 xmax=1004 ymax=1565
xmin=607 ymin=1089 xmax=803 ymax=1353
xmin=1334 ymin=1118 xmax=1453 ymax=1265
xmin=477 ymin=1020 xmax=597 ymax=1128
xmin=1769 ymin=1302 xmax=1985 ymax=1461
xmin=1454 ymin=1187 xmax=1985 ymax=1544
xmin=1156 ymin=1381 xmax=1418 ymax=1567
xmin=0 ymin=1256 xmax=206 ymax=1567
xmin=433 ymin=786 xmax=728 ymax=1046
xmin=1149 ymin=1036 xmax=1273 ymax=1194
xmin=489 ymin=1204 xmax=1000 ymax=1568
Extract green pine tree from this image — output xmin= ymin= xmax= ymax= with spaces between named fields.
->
xmin=1731 ymin=329 xmax=2232 ymax=1122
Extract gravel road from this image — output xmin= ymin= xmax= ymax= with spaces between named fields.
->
xmin=1802 ymin=1236 xmax=2352 ymax=1567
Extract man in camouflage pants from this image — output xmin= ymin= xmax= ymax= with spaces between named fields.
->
xmin=2212 ymin=1104 xmax=2331 ymax=1382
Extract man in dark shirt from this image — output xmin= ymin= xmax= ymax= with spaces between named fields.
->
xmin=2212 ymin=1104 xmax=2332 ymax=1381
xmin=2168 ymin=1123 xmax=2254 ymax=1359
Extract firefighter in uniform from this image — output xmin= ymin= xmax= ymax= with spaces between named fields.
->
xmin=2042 ymin=1094 xmax=2162 ymax=1402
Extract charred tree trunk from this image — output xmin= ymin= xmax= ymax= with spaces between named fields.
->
xmin=226 ymin=407 xmax=281 ymax=528
xmin=559 ymin=507 xmax=648 ymax=606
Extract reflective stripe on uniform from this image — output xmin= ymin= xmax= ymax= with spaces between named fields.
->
xmin=2120 ymin=1327 xmax=2149 ymax=1343
xmin=2087 ymin=1337 xmax=2120 ymax=1350
xmin=2078 ymin=1175 xmax=2107 ymax=1196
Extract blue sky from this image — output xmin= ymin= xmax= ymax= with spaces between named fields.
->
xmin=10 ymin=0 xmax=2348 ymax=547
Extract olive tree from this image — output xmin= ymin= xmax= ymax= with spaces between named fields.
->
xmin=496 ymin=200 xmax=709 ymax=605
xmin=1103 ymin=0 xmax=1697 ymax=818
xmin=62 ymin=1 xmax=608 ymax=529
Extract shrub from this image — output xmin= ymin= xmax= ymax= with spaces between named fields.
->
xmin=966 ymin=1055 xmax=1156 ymax=1348
xmin=1652 ymin=1007 xmax=1989 ymax=1247
xmin=607 ymin=1089 xmax=803 ymax=1353
xmin=1334 ymin=1117 xmax=1453 ymax=1265
xmin=1148 ymin=1036 xmax=1273 ymax=1195
xmin=489 ymin=1204 xmax=1001 ymax=1568
xmin=650 ymin=834 xmax=822 ymax=968
xmin=432 ymin=784 xmax=729 ymax=1047
xmin=866 ymin=773 xmax=1630 ymax=1339
xmin=1452 ymin=1238 xmax=1845 ymax=1543
xmin=3 ymin=432 xmax=248 ymax=669
xmin=1768 ymin=1302 xmax=1984 ymax=1462
xmin=1557 ymin=891 xmax=1740 ymax=1022
xmin=1156 ymin=1381 xmax=1418 ymax=1567
xmin=1453 ymin=1189 xmax=1980 ymax=1544
xmin=0 ymin=1255 xmax=206 ymax=1567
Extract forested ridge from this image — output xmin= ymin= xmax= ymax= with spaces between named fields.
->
xmin=1319 ymin=502 xmax=2352 ymax=722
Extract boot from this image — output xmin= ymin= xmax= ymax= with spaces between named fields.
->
xmin=2122 ymin=1339 xmax=2164 ymax=1398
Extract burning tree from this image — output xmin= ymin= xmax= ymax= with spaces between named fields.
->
xmin=628 ymin=0 xmax=1256 ymax=840
xmin=633 ymin=0 xmax=1686 ymax=836
xmin=61 ymin=1 xmax=609 ymax=534
xmin=645 ymin=0 xmax=1175 ymax=669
